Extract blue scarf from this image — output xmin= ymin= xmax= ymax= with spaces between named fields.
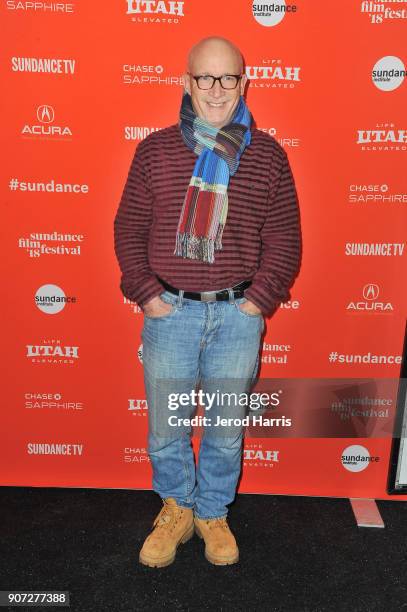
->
xmin=174 ymin=92 xmax=252 ymax=263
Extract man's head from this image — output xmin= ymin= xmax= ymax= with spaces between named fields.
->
xmin=183 ymin=36 xmax=247 ymax=129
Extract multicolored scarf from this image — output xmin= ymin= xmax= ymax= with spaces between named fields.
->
xmin=174 ymin=92 xmax=252 ymax=264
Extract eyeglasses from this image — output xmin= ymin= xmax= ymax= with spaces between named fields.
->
xmin=189 ymin=73 xmax=243 ymax=90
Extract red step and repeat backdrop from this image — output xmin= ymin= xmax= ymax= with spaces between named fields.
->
xmin=1 ymin=1 xmax=407 ymax=500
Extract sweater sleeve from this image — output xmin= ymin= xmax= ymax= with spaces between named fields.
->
xmin=244 ymin=147 xmax=302 ymax=316
xmin=113 ymin=141 xmax=163 ymax=307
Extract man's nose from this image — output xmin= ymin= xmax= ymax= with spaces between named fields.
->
xmin=209 ymin=79 xmax=224 ymax=97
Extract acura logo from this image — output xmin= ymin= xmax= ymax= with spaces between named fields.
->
xmin=36 ymin=105 xmax=55 ymax=124
xmin=363 ymin=284 xmax=379 ymax=300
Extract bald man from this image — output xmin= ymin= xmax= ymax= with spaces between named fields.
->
xmin=114 ymin=36 xmax=301 ymax=567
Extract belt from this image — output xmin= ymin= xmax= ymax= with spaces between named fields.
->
xmin=157 ymin=276 xmax=252 ymax=302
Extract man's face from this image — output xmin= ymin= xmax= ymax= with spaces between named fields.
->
xmin=184 ymin=41 xmax=247 ymax=129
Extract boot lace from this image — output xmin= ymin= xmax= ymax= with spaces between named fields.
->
xmin=152 ymin=502 xmax=184 ymax=533
xmin=206 ymin=517 xmax=229 ymax=531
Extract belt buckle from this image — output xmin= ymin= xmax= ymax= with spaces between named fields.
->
xmin=200 ymin=291 xmax=217 ymax=302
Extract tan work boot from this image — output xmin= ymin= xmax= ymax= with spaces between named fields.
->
xmin=139 ymin=498 xmax=194 ymax=568
xmin=194 ymin=516 xmax=239 ymax=565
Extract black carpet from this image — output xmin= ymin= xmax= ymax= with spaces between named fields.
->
xmin=0 ymin=487 xmax=406 ymax=611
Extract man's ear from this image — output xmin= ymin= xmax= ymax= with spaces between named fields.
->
xmin=240 ymin=73 xmax=248 ymax=96
xmin=182 ymin=73 xmax=192 ymax=95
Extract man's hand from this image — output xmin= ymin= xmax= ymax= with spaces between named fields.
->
xmin=238 ymin=299 xmax=262 ymax=316
xmin=143 ymin=295 xmax=173 ymax=318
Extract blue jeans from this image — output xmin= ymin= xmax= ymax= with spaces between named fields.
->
xmin=141 ymin=289 xmax=263 ymax=519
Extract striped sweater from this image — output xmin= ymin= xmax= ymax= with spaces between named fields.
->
xmin=113 ymin=124 xmax=302 ymax=316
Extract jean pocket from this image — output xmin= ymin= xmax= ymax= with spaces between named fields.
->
xmin=143 ymin=292 xmax=178 ymax=320
xmin=234 ymin=297 xmax=263 ymax=318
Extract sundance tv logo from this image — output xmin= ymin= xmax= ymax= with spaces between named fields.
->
xmin=344 ymin=242 xmax=405 ymax=256
xmin=27 ymin=442 xmax=83 ymax=456
xmin=372 ymin=56 xmax=406 ymax=91
xmin=252 ymin=1 xmax=298 ymax=27
xmin=21 ymin=104 xmax=72 ymax=139
xmin=126 ymin=0 xmax=185 ymax=23
xmin=11 ymin=56 xmax=75 ymax=74
xmin=124 ymin=126 xmax=161 ymax=141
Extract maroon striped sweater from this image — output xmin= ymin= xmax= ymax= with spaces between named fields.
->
xmin=114 ymin=124 xmax=302 ymax=316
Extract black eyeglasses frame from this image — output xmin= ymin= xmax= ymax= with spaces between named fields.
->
xmin=188 ymin=73 xmax=243 ymax=90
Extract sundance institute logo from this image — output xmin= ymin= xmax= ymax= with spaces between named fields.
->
xmin=341 ymin=444 xmax=379 ymax=472
xmin=372 ymin=56 xmax=406 ymax=91
xmin=35 ymin=284 xmax=76 ymax=314
xmin=252 ymin=1 xmax=297 ymax=27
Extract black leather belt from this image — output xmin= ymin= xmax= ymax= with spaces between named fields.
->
xmin=157 ymin=276 xmax=252 ymax=302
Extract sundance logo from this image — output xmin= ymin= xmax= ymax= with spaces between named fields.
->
xmin=341 ymin=444 xmax=379 ymax=472
xmin=18 ymin=231 xmax=84 ymax=259
xmin=261 ymin=342 xmax=291 ymax=365
xmin=252 ymin=1 xmax=298 ymax=27
xmin=35 ymin=284 xmax=76 ymax=314
xmin=331 ymin=396 xmax=391 ymax=421
xmin=372 ymin=55 xmax=406 ymax=91
xmin=21 ymin=104 xmax=72 ymax=139
xmin=361 ymin=1 xmax=407 ymax=23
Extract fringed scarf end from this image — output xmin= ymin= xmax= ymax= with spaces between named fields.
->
xmin=174 ymin=233 xmax=218 ymax=264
